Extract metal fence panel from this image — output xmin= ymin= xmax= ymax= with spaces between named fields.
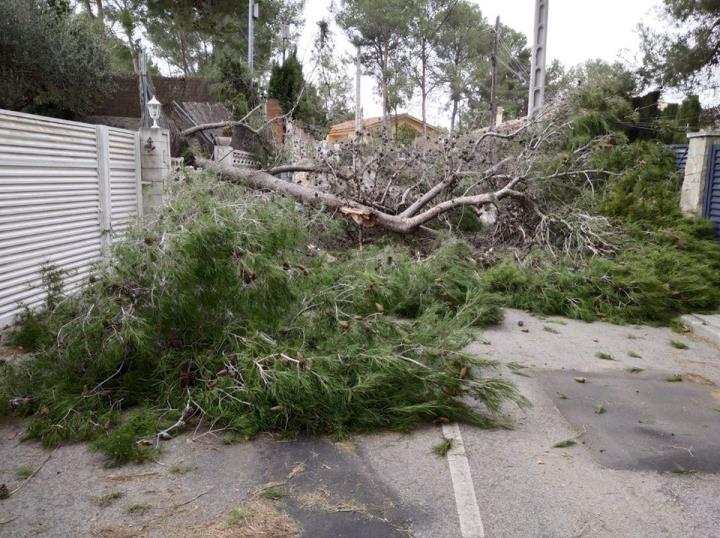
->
xmin=0 ymin=109 xmax=141 ymax=327
xmin=108 ymin=128 xmax=142 ymax=234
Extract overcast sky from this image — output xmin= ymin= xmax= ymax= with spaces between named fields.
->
xmin=295 ymin=0 xmax=664 ymax=127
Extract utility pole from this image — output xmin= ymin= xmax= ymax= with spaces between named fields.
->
xmin=528 ymin=0 xmax=549 ymax=117
xmin=354 ymin=46 xmax=363 ymax=136
xmin=490 ymin=16 xmax=501 ymax=128
xmin=248 ymin=0 xmax=257 ymax=82
xmin=139 ymin=50 xmax=151 ymax=129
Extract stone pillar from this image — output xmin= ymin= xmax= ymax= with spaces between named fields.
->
xmin=213 ymin=143 xmax=235 ymax=172
xmin=139 ymin=127 xmax=171 ymax=215
xmin=681 ymin=131 xmax=720 ymax=216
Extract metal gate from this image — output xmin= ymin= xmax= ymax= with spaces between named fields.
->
xmin=705 ymin=144 xmax=720 ymax=240
xmin=671 ymin=144 xmax=689 ymax=176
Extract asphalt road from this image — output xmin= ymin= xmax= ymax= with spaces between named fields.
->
xmin=1 ymin=309 xmax=719 ymax=537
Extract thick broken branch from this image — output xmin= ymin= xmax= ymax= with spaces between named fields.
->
xmin=198 ymin=159 xmax=523 ymax=234
xmin=400 ymin=175 xmax=457 ymax=218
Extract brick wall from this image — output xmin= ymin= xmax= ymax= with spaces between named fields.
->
xmin=265 ymin=99 xmax=285 ymax=146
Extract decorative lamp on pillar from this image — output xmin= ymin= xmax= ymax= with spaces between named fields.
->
xmin=147 ymin=95 xmax=161 ymax=128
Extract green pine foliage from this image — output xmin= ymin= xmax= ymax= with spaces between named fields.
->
xmin=592 ymin=141 xmax=683 ymax=225
xmin=0 ymin=172 xmax=527 ymax=465
xmin=480 ymin=215 xmax=720 ymax=325
xmin=478 ymin=136 xmax=720 ymax=325
xmin=268 ymin=52 xmax=327 ymax=131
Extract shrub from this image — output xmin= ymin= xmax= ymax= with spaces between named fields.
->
xmin=0 ymin=0 xmax=113 ymax=116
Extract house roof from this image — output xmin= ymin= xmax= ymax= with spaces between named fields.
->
xmin=328 ymin=113 xmax=439 ymax=138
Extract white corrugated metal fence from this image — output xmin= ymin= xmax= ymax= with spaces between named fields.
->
xmin=0 ymin=109 xmax=142 ymax=327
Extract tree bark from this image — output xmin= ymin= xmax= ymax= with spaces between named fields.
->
xmin=450 ymin=99 xmax=458 ymax=132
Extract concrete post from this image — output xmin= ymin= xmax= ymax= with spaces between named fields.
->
xmin=213 ymin=144 xmax=235 ymax=172
xmin=528 ymin=0 xmax=549 ymax=117
xmin=139 ymin=127 xmax=171 ymax=215
xmin=680 ymin=131 xmax=720 ymax=216
xmin=96 ymin=125 xmax=113 ymax=252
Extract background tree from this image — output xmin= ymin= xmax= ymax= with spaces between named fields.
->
xmin=268 ymin=52 xmax=327 ymax=133
xmin=92 ymin=0 xmax=144 ymax=73
xmin=143 ymin=4 xmax=207 ymax=76
xmin=93 ymin=0 xmax=304 ymax=78
xmin=209 ymin=50 xmax=260 ymax=118
xmin=675 ymin=94 xmax=703 ymax=130
xmin=463 ymin=23 xmax=530 ymax=125
xmin=406 ymin=0 xmax=458 ymax=136
xmin=486 ymin=25 xmax=530 ymax=118
xmin=639 ymin=0 xmax=720 ymax=90
xmin=434 ymin=1 xmax=491 ymax=131
xmin=312 ymin=19 xmax=353 ymax=125
xmin=0 ymin=0 xmax=113 ymax=117
xmin=544 ymin=59 xmax=568 ymax=101
xmin=337 ymin=0 xmax=413 ymax=127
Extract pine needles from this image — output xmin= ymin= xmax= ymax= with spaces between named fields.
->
xmin=0 ymin=173 xmax=527 ymax=465
xmin=479 ymin=221 xmax=720 ymax=325
xmin=432 ymin=437 xmax=453 ymax=457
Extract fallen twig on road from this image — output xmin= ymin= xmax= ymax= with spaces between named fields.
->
xmin=8 ymin=452 xmax=52 ymax=497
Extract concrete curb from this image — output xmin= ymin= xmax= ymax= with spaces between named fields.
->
xmin=681 ymin=314 xmax=720 ymax=347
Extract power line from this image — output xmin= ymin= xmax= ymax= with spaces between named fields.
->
xmin=499 ymin=40 xmax=530 ymax=77
xmin=496 ymin=57 xmax=528 ymax=82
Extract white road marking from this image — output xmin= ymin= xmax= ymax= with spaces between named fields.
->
xmin=442 ymin=422 xmax=485 ymax=538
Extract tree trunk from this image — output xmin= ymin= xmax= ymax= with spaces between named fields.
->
xmin=421 ymin=50 xmax=427 ymax=138
xmin=82 ymin=0 xmax=94 ymax=16
xmin=95 ymin=0 xmax=104 ymax=21
xmin=179 ymin=34 xmax=191 ymax=76
xmin=420 ymin=39 xmax=430 ymax=138
xmin=382 ymin=36 xmax=390 ymax=130
xmin=450 ymin=99 xmax=458 ymax=132
xmin=196 ymin=159 xmax=523 ymax=235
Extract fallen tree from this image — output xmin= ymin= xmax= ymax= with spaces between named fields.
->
xmin=199 ymin=158 xmax=526 ymax=234
xmin=196 ymin=103 xmax=617 ymax=259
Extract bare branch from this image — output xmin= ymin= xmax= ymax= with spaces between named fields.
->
xmin=265 ymin=165 xmax=352 ymax=182
xmin=179 ymin=104 xmax=264 ymax=137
